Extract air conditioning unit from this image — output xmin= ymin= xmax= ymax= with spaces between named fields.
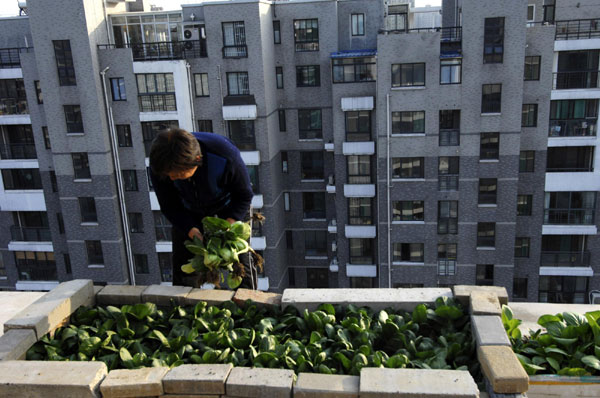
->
xmin=184 ymin=25 xmax=199 ymax=40
xmin=591 ymin=290 xmax=600 ymax=304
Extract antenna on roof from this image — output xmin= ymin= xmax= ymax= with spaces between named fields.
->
xmin=18 ymin=1 xmax=28 ymax=16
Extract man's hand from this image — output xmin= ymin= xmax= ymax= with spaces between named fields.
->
xmin=188 ymin=227 xmax=203 ymax=241
xmin=226 ymin=218 xmax=236 ymax=224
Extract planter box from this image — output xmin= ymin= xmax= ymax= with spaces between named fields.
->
xmin=528 ymin=375 xmax=600 ymax=398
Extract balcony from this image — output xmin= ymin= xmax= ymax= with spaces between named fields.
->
xmin=0 ymin=143 xmax=36 ymax=160
xmin=541 ymin=251 xmax=591 ymax=267
xmin=0 ymin=98 xmax=28 ymax=116
xmin=549 ymin=119 xmax=596 ymax=137
xmin=98 ymin=41 xmax=207 ymax=62
xmin=544 ymin=209 xmax=595 ymax=225
xmin=222 ymin=45 xmax=248 ymax=58
xmin=10 ymin=226 xmax=51 ymax=242
xmin=552 ymin=71 xmax=599 ymax=90
xmin=0 ymin=48 xmax=24 ymax=69
xmin=555 ymin=19 xmax=600 ymax=40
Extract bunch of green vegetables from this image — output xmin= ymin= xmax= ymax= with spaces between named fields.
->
xmin=27 ymin=297 xmax=479 ymax=379
xmin=181 ymin=216 xmax=263 ymax=289
xmin=502 ymin=305 xmax=600 ymax=376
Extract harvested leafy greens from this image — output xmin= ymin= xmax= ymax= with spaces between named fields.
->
xmin=27 ymin=297 xmax=478 ymax=378
xmin=502 ymin=305 xmax=600 ymax=376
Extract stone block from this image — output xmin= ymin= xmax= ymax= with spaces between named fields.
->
xmin=3 ymin=279 xmax=95 ymax=339
xmin=141 ymin=285 xmax=193 ymax=306
xmin=233 ymin=288 xmax=282 ymax=308
xmin=454 ymin=285 xmax=508 ymax=307
xmin=225 ymin=367 xmax=294 ymax=398
xmin=470 ymin=291 xmax=502 ymax=316
xmin=163 ymin=395 xmax=219 ymax=398
xmin=0 ymin=328 xmax=37 ymax=360
xmin=528 ymin=374 xmax=600 ymax=398
xmin=163 ymin=364 xmax=233 ymax=395
xmin=282 ymin=288 xmax=452 ymax=312
xmin=484 ymin=378 xmax=528 ymax=398
xmin=472 ymin=315 xmax=511 ymax=347
xmin=184 ymin=289 xmax=235 ymax=306
xmin=359 ymin=367 xmax=478 ymax=397
xmin=478 ymin=346 xmax=529 ymax=394
xmin=97 ymin=285 xmax=149 ymax=306
xmin=0 ymin=360 xmax=107 ymax=397
xmin=294 ymin=373 xmax=359 ymax=398
xmin=100 ymin=367 xmax=169 ymax=398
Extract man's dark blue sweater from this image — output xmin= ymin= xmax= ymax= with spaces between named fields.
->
xmin=149 ymin=132 xmax=254 ymax=235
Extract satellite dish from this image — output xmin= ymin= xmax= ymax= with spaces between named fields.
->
xmin=18 ymin=0 xmax=28 ymax=16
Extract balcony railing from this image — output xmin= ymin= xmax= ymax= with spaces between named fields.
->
xmin=347 ymin=175 xmax=372 ymax=184
xmin=544 ymin=209 xmax=595 ymax=225
xmin=222 ymin=45 xmax=248 ymax=58
xmin=230 ymin=135 xmax=256 ymax=151
xmin=553 ymin=71 xmax=599 ymax=89
xmin=549 ymin=119 xmax=597 ymax=137
xmin=379 ymin=26 xmax=462 ymax=40
xmin=541 ymin=251 xmax=591 ymax=267
xmin=98 ymin=40 xmax=207 ymax=61
xmin=295 ymin=42 xmax=319 ymax=52
xmin=0 ymin=98 xmax=29 ymax=115
xmin=438 ymin=175 xmax=459 ymax=191
xmin=555 ymin=19 xmax=600 ymax=40
xmin=10 ymin=225 xmax=51 ymax=242
xmin=346 ymin=132 xmax=371 ymax=142
xmin=546 ymin=166 xmax=594 ymax=172
xmin=0 ymin=48 xmax=22 ymax=69
xmin=17 ymin=265 xmax=57 ymax=281
xmin=0 ymin=143 xmax=37 ymax=160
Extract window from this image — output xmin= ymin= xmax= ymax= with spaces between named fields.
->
xmin=482 ymin=84 xmax=502 ymax=113
xmin=64 ymin=105 xmax=83 ymax=133
xmin=1 ymin=169 xmax=42 ymax=190
xmin=34 ymin=80 xmax=42 ymax=104
xmin=294 ymin=19 xmax=319 ymax=51
xmin=522 ymin=104 xmax=538 ymax=127
xmin=281 ymin=151 xmax=288 ymax=173
xmin=438 ymin=201 xmax=458 ymax=234
xmin=392 ymin=201 xmax=424 ymax=222
xmin=146 ymin=167 xmax=153 ymax=191
xmin=540 ymin=276 xmax=588 ymax=304
xmin=57 ymin=213 xmax=64 ymax=234
xmin=194 ymin=73 xmax=209 ymax=97
xmin=438 ymin=156 xmax=459 ymax=191
xmin=483 ymin=17 xmax=504 ymax=63
xmin=247 ymin=165 xmax=259 ymax=194
xmin=391 ymin=63 xmax=425 ymax=87
xmin=222 ymin=21 xmax=247 ymax=57
xmin=332 ymin=57 xmax=376 ymax=83
xmin=305 ymin=231 xmax=327 ymax=256
xmin=136 ymin=73 xmax=176 ymax=112
xmin=527 ymin=5 xmax=535 ymax=22
xmin=347 ymin=155 xmax=371 ymax=184
xmin=392 ymin=157 xmax=424 ymax=179
xmin=513 ymin=278 xmax=528 ymax=300
xmin=303 ymin=192 xmax=326 ymax=219
xmin=517 ymin=195 xmax=532 ymax=216
xmin=158 ymin=253 xmax=172 ymax=282
xmin=86 ymin=240 xmax=104 ymax=265
xmin=296 ymin=65 xmax=320 ymax=87
xmin=63 ymin=253 xmax=72 ymax=275
xmin=122 ymin=170 xmax=138 ymax=191
xmin=286 ymin=231 xmax=293 ymax=249
xmin=284 ymin=192 xmax=290 ymax=211
xmin=524 ymin=56 xmax=540 ymax=80
xmin=110 ymin=78 xmax=126 ymax=101
xmin=50 ymin=171 xmax=57 ymax=193
xmin=276 ymin=67 xmax=283 ymax=89
xmin=476 ymin=264 xmax=494 ymax=286
xmin=307 ymin=268 xmax=329 ymax=288
xmin=198 ymin=120 xmax=213 ymax=133
xmin=515 ymin=237 xmax=530 ymax=258
xmin=544 ymin=191 xmax=596 ymax=225
xmin=549 ymin=99 xmax=598 ymax=137
xmin=393 ymin=243 xmax=424 ymax=263
xmin=519 ymin=151 xmax=535 ymax=172
xmin=351 ymin=14 xmax=365 ymax=36
xmin=53 ymin=40 xmax=76 ymax=86
xmin=79 ymin=197 xmax=97 ymax=223
xmin=301 ymin=151 xmax=324 ymax=180
xmin=128 ymin=213 xmax=144 ymax=233
xmin=439 ymin=110 xmax=460 ymax=146
xmin=437 ymin=243 xmax=457 ymax=276
xmin=298 ymin=109 xmax=322 ymax=139
xmin=228 ymin=120 xmax=255 ymax=150
xmin=0 ymin=79 xmax=27 ymax=115
xmin=477 ymin=222 xmax=495 ymax=248
xmin=42 ymin=126 xmax=51 ymax=149
xmin=480 ymin=133 xmax=499 ymax=160
xmin=72 ymin=153 xmax=90 ymax=179
xmin=350 ymin=278 xmax=374 ymax=288
xmin=387 ymin=4 xmax=407 ymax=31
xmin=14 ymin=251 xmax=56 ymax=281
xmin=345 ymin=111 xmax=371 ymax=141
xmin=543 ymin=0 xmax=555 ymax=24
xmin=479 ymin=178 xmax=497 ymax=205
xmin=227 ymin=72 xmax=249 ymax=96
xmin=392 ymin=111 xmax=425 ymax=134
xmin=440 ymin=59 xmax=461 ymax=84
xmin=273 ymin=21 xmax=281 ymax=44
xmin=349 ymin=238 xmax=374 ymax=264
xmin=116 ymin=125 xmax=132 ymax=147
xmin=348 ymin=198 xmax=373 ymax=225
xmin=154 ymin=211 xmax=172 ymax=241
xmin=547 ymin=146 xmax=594 ymax=173
xmin=279 ymin=110 xmax=286 ymax=132
xmin=0 ymin=255 xmax=5 ymax=278
xmin=134 ymin=254 xmax=149 ymax=274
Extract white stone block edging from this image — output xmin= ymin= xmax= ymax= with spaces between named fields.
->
xmin=528 ymin=375 xmax=600 ymax=398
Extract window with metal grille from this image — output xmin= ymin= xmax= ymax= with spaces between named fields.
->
xmin=227 ymin=72 xmax=249 ymax=95
xmin=153 ymin=212 xmax=172 ymax=241
xmin=348 ymin=198 xmax=373 ymax=225
xmin=116 ymin=124 xmax=132 ymax=147
xmin=136 ymin=73 xmax=176 ymax=112
xmin=437 ymin=243 xmax=456 ymax=275
xmin=438 ymin=157 xmax=459 ymax=191
xmin=64 ymin=105 xmax=83 ymax=133
xmin=222 ymin=21 xmax=247 ymax=57
xmin=294 ymin=19 xmax=319 ymax=51
xmin=110 ymin=78 xmax=127 ymax=101
xmin=296 ymin=65 xmax=320 ymax=87
xmin=345 ymin=111 xmax=371 ymax=141
xmin=347 ymin=155 xmax=371 ymax=184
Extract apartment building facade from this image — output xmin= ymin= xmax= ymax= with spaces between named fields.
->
xmin=0 ymin=0 xmax=599 ymax=303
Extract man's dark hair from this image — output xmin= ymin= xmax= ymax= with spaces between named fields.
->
xmin=150 ymin=128 xmax=203 ymax=176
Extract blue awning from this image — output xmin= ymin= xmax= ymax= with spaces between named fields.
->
xmin=440 ymin=51 xmax=463 ymax=59
xmin=330 ymin=49 xmax=377 ymax=59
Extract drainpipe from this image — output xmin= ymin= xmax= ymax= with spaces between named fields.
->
xmin=100 ymin=66 xmax=136 ymax=285
xmin=217 ymin=64 xmax=225 ymax=132
xmin=386 ymin=93 xmax=392 ymax=288
xmin=186 ymin=62 xmax=196 ymax=131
